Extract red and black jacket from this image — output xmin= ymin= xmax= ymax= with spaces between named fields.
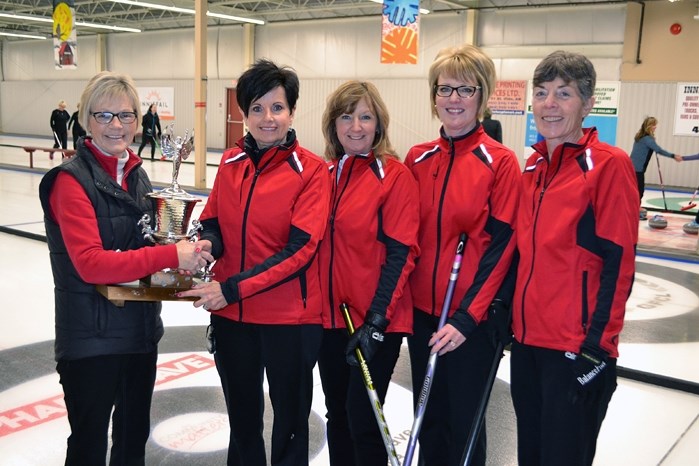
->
xmin=512 ymin=128 xmax=638 ymax=358
xmin=404 ymin=124 xmax=520 ymax=337
xmin=199 ymin=130 xmax=331 ymax=325
xmin=318 ymin=153 xmax=420 ymax=333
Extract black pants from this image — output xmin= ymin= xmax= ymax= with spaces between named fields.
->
xmin=317 ymin=328 xmax=403 ymax=466
xmin=407 ymin=309 xmax=496 ymax=466
xmin=138 ymin=134 xmax=157 ymax=159
xmin=211 ymin=315 xmax=322 ymax=466
xmin=635 ymin=171 xmax=645 ymax=204
xmin=57 ymin=351 xmax=158 ymax=466
xmin=510 ymin=341 xmax=617 ymax=466
xmin=72 ymin=131 xmax=85 ymax=149
xmin=53 ymin=129 xmax=68 ymax=150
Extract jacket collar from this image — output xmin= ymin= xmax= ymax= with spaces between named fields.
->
xmin=532 ymin=127 xmax=598 ymax=164
xmin=237 ymin=129 xmax=299 ymax=169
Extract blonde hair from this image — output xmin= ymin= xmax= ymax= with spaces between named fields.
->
xmin=428 ymin=45 xmax=496 ymax=120
xmin=635 ymin=116 xmax=657 ymax=142
xmin=79 ymin=71 xmax=141 ymax=132
xmin=322 ymin=80 xmax=397 ymax=162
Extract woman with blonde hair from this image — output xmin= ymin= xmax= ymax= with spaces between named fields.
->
xmin=404 ymin=44 xmax=521 ymax=466
xmin=317 ymin=80 xmax=420 ymax=466
xmin=629 ymin=116 xmax=681 ymax=218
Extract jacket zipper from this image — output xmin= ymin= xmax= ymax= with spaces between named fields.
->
xmin=327 ymin=157 xmax=355 ymax=328
xmin=519 ymin=154 xmax=564 ymax=342
xmin=238 ymin=166 xmax=262 ymax=321
xmin=431 ymin=139 xmax=456 ymax=316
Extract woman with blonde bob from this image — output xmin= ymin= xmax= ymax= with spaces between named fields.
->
xmin=317 ymin=80 xmax=420 ymax=466
xmin=404 ymin=45 xmax=521 ymax=466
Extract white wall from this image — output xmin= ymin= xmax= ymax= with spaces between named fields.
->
xmin=1 ymin=6 xmax=698 ymax=187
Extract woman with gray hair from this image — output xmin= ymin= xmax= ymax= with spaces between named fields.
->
xmin=510 ymin=51 xmax=638 ymax=466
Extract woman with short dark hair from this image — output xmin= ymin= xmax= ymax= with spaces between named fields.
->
xmin=179 ymin=59 xmax=331 ymax=465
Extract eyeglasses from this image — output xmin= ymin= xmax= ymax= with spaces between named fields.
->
xmin=434 ymin=84 xmax=481 ymax=99
xmin=90 ymin=111 xmax=137 ymax=124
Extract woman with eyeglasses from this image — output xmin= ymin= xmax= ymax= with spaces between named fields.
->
xmin=38 ymin=71 xmax=213 ymax=465
xmin=403 ymin=44 xmax=521 ymax=466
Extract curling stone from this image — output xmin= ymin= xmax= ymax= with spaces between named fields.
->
xmin=682 ymin=221 xmax=699 ymax=235
xmin=648 ymin=215 xmax=667 ymax=229
xmin=639 ymin=208 xmax=647 ymax=221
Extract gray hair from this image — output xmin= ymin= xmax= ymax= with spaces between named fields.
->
xmin=533 ymin=50 xmax=596 ymax=101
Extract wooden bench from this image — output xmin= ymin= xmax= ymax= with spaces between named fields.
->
xmin=22 ymin=147 xmax=76 ymax=168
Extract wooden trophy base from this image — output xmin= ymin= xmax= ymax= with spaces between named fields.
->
xmin=96 ymin=271 xmax=197 ymax=307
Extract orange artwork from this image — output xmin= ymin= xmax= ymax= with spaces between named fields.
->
xmin=381 ymin=27 xmax=418 ymax=64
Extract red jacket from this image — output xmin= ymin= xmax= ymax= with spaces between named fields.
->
xmin=512 ymin=128 xmax=638 ymax=358
xmin=199 ymin=132 xmax=331 ymax=325
xmin=404 ymin=125 xmax=520 ymax=337
xmin=318 ymin=153 xmax=420 ymax=333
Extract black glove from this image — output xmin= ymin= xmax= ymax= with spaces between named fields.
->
xmin=570 ymin=345 xmax=608 ymax=392
xmin=487 ymin=299 xmax=512 ymax=348
xmin=345 ymin=312 xmax=389 ymax=367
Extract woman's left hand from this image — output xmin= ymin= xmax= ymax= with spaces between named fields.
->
xmin=429 ymin=323 xmax=465 ymax=356
xmin=177 ymin=281 xmax=227 ymax=312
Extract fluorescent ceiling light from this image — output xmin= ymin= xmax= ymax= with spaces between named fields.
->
xmin=0 ymin=31 xmax=47 ymax=40
xmin=0 ymin=12 xmax=140 ymax=32
xmin=77 ymin=21 xmax=141 ymax=33
xmin=368 ymin=0 xmax=430 ymax=15
xmin=0 ymin=13 xmax=53 ymax=24
xmin=206 ymin=11 xmax=264 ymax=25
xmin=110 ymin=0 xmax=265 ymax=25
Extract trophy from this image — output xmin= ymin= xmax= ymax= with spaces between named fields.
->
xmin=138 ymin=125 xmax=209 ymax=289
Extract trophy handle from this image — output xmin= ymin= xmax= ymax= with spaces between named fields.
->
xmin=139 ymin=214 xmax=156 ymax=243
xmin=188 ymin=219 xmax=203 ymax=240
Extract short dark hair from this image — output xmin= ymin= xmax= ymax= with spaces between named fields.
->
xmin=236 ymin=59 xmax=299 ymax=117
xmin=533 ymin=50 xmax=596 ymax=101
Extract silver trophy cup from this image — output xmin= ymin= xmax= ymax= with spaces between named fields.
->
xmin=138 ymin=125 xmax=211 ymax=287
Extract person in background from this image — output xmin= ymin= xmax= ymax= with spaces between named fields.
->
xmin=404 ymin=44 xmax=521 ymax=466
xmin=629 ymin=116 xmax=681 ymax=219
xmin=67 ymin=102 xmax=87 ymax=150
xmin=177 ymin=59 xmax=331 ymax=466
xmin=480 ymin=107 xmax=502 ymax=143
xmin=317 ymin=80 xmax=420 ymax=466
xmin=137 ymin=103 xmax=162 ymax=160
xmin=50 ymin=99 xmax=70 ymax=150
xmin=510 ymin=50 xmax=638 ymax=466
xmin=38 ymin=71 xmax=212 ymax=465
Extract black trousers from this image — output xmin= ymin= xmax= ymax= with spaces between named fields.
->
xmin=510 ymin=341 xmax=617 ymax=466
xmin=211 ymin=315 xmax=322 ymax=466
xmin=317 ymin=328 xmax=403 ymax=466
xmin=408 ymin=309 xmax=496 ymax=466
xmin=53 ymin=129 xmax=68 ymax=150
xmin=635 ymin=171 xmax=645 ymax=204
xmin=138 ymin=134 xmax=157 ymax=159
xmin=57 ymin=351 xmax=158 ymax=466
